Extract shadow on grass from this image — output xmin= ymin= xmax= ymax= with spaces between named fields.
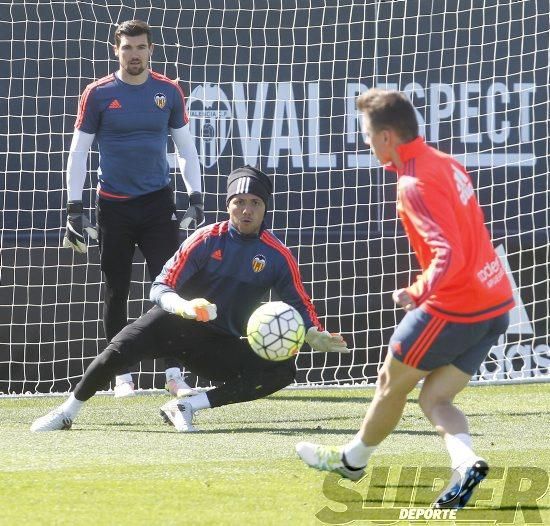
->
xmin=89 ymin=422 xmax=436 ymax=437
xmin=271 ymin=395 xmax=376 ymax=404
xmin=91 ymin=423 xmax=361 ymax=435
xmin=272 ymin=395 xmax=420 ymax=404
xmin=466 ymin=410 xmax=550 ymax=417
xmin=99 ymin=414 xmax=359 ymax=427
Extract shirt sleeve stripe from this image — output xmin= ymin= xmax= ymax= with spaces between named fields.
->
xmin=411 ymin=189 xmax=451 ymax=303
xmin=74 ymin=75 xmax=113 ymax=129
xmin=163 ymin=232 xmax=207 ymax=289
xmin=260 ymin=231 xmax=322 ymax=330
xmin=163 ymin=222 xmax=229 ymax=289
xmin=402 ymin=182 xmax=452 ymax=304
xmin=75 ymin=86 xmax=92 ymax=129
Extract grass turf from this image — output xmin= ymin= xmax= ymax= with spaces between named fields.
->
xmin=0 ymin=383 xmax=548 ymax=525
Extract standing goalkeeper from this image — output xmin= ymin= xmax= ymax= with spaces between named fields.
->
xmin=63 ymin=20 xmax=203 ymax=397
xmin=32 ymin=165 xmax=349 ymax=433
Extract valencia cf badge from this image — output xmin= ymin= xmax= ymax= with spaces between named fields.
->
xmin=252 ymin=254 xmax=266 ymax=273
xmin=154 ymin=93 xmax=167 ymax=109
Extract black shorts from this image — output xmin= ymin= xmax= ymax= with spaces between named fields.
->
xmin=96 ymin=186 xmax=180 ymax=282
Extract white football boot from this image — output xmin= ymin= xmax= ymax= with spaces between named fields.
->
xmin=31 ymin=408 xmax=73 ymax=432
xmin=295 ymin=441 xmax=366 ymax=481
xmin=159 ymin=399 xmax=196 ymax=432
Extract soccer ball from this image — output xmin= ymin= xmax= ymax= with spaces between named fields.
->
xmin=246 ymin=301 xmax=306 ymax=361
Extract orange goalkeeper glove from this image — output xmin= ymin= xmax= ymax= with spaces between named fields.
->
xmin=176 ymin=298 xmax=217 ymax=322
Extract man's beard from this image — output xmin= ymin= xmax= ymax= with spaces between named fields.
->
xmin=126 ymin=62 xmax=146 ymax=76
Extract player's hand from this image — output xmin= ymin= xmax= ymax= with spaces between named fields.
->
xmin=392 ymin=288 xmax=417 ymax=311
xmin=305 ymin=327 xmax=349 ymax=353
xmin=177 ymin=298 xmax=217 ymax=322
xmin=180 ymin=192 xmax=205 ymax=230
xmin=63 ymin=200 xmax=98 ymax=254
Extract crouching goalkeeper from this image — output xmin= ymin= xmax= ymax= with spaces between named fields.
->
xmin=31 ymin=165 xmax=348 ymax=433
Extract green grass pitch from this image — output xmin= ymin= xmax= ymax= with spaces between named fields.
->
xmin=0 ymin=383 xmax=548 ymax=525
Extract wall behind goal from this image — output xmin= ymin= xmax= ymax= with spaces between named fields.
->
xmin=1 ymin=0 xmax=548 ymax=393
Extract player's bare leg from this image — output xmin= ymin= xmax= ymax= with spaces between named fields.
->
xmin=419 ymin=364 xmax=488 ymax=509
xmin=418 ymin=364 xmax=471 ymax=437
xmin=358 ymin=353 xmax=427 ymax=445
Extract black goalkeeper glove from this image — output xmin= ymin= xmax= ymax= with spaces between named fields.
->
xmin=63 ymin=200 xmax=98 ymax=254
xmin=180 ymin=192 xmax=205 ymax=230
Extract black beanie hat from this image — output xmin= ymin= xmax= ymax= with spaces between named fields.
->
xmin=226 ymin=165 xmax=273 ymax=208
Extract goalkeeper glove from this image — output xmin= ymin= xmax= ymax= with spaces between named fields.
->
xmin=180 ymin=192 xmax=205 ymax=230
xmin=305 ymin=327 xmax=349 ymax=353
xmin=63 ymin=200 xmax=98 ymax=254
xmin=176 ymin=298 xmax=217 ymax=322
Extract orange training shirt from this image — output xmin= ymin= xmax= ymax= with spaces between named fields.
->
xmin=387 ymin=137 xmax=514 ymax=323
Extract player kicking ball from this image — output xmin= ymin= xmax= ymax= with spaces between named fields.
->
xmin=31 ymin=165 xmax=348 ymax=434
xmin=295 ymin=89 xmax=514 ymax=510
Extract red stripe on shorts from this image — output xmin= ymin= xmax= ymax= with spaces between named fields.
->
xmin=404 ymin=317 xmax=447 ymax=369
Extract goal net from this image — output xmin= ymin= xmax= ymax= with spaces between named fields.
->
xmin=1 ymin=0 xmax=548 ymax=394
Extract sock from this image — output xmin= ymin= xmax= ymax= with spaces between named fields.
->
xmin=186 ymin=392 xmax=211 ymax=411
xmin=444 ymin=433 xmax=478 ymax=472
xmin=60 ymin=393 xmax=84 ymax=420
xmin=115 ymin=373 xmax=133 ymax=385
xmin=165 ymin=367 xmax=182 ymax=382
xmin=343 ymin=434 xmax=377 ymax=468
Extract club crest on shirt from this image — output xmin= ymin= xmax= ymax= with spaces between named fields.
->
xmin=154 ymin=93 xmax=167 ymax=109
xmin=252 ymin=254 xmax=266 ymax=273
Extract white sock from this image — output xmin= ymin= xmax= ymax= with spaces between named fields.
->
xmin=444 ymin=432 xmax=478 ymax=471
xmin=186 ymin=392 xmax=211 ymax=411
xmin=343 ymin=434 xmax=377 ymax=468
xmin=165 ymin=367 xmax=182 ymax=382
xmin=115 ymin=373 xmax=133 ymax=385
xmin=60 ymin=393 xmax=84 ymax=420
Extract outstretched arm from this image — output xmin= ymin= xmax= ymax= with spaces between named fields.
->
xmin=268 ymin=234 xmax=349 ymax=354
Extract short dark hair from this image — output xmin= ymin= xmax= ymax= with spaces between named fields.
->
xmin=356 ymin=88 xmax=418 ymax=142
xmin=114 ymin=19 xmax=152 ymax=47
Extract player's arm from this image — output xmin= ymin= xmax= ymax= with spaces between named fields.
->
xmin=151 ymin=285 xmax=216 ymax=322
xmin=170 ymin=125 xmax=203 ymax=229
xmin=273 ymin=248 xmax=349 ymax=354
xmin=63 ymin=129 xmax=98 ymax=253
xmin=398 ymin=176 xmax=465 ymax=307
xmin=169 ymin=81 xmax=204 ymax=230
xmin=150 ymin=228 xmax=216 ymax=322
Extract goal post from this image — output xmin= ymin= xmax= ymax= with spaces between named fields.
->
xmin=1 ymin=0 xmax=548 ymax=395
